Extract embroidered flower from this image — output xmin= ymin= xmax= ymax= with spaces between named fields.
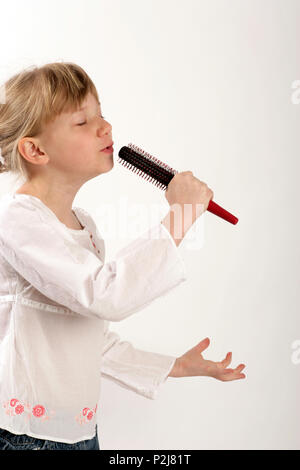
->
xmin=3 ymin=398 xmax=55 ymax=422
xmin=10 ymin=398 xmax=19 ymax=407
xmin=87 ymin=411 xmax=93 ymax=420
xmin=15 ymin=404 xmax=24 ymax=414
xmin=75 ymin=404 xmax=98 ymax=425
xmin=32 ymin=405 xmax=45 ymax=417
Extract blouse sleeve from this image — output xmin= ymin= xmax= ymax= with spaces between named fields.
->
xmin=0 ymin=197 xmax=187 ymax=322
xmin=101 ymin=327 xmax=176 ymax=400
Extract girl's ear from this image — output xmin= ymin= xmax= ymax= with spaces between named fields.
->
xmin=18 ymin=138 xmax=49 ymax=166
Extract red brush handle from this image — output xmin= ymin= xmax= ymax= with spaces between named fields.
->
xmin=207 ymin=200 xmax=238 ymax=225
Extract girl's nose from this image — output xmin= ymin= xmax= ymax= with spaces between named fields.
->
xmin=97 ymin=119 xmax=112 ymax=136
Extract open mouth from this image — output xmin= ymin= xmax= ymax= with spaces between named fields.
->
xmin=101 ymin=145 xmax=114 ymax=153
xmin=101 ymin=142 xmax=114 ymax=151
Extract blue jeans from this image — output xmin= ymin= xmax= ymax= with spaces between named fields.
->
xmin=0 ymin=425 xmax=100 ymax=450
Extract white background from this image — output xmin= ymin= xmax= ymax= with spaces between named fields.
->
xmin=0 ymin=0 xmax=299 ymax=450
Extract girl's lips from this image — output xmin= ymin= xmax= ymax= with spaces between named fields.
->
xmin=101 ymin=145 xmax=114 ymax=153
xmin=100 ymin=141 xmax=114 ymax=150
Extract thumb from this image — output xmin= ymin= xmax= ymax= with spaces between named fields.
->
xmin=197 ymin=337 xmax=210 ymax=352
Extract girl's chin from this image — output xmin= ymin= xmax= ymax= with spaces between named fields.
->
xmin=98 ymin=160 xmax=114 ymax=174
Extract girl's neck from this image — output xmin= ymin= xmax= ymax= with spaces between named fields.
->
xmin=15 ymin=183 xmax=83 ymax=231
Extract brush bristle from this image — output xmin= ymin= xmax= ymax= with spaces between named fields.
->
xmin=118 ymin=143 xmax=178 ymax=190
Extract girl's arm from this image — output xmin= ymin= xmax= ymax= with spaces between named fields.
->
xmin=101 ymin=327 xmax=176 ymax=400
xmin=0 ymin=196 xmax=187 ymax=322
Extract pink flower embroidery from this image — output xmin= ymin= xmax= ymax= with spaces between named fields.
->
xmin=3 ymin=398 xmax=55 ymax=422
xmin=75 ymin=404 xmax=98 ymax=426
xmin=15 ymin=404 xmax=24 ymax=415
xmin=32 ymin=405 xmax=45 ymax=418
xmin=5 ymin=397 xmax=96 ymax=425
xmin=87 ymin=411 xmax=93 ymax=420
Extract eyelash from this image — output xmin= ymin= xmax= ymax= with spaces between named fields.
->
xmin=77 ymin=115 xmax=105 ymax=126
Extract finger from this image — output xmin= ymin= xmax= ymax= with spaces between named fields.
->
xmin=235 ymin=364 xmax=246 ymax=372
xmin=221 ymin=352 xmax=232 ymax=367
xmin=224 ymin=364 xmax=245 ymax=375
xmin=196 ymin=337 xmax=210 ymax=353
xmin=232 ymin=373 xmax=246 ymax=380
xmin=221 ymin=372 xmax=246 ymax=381
xmin=219 ymin=364 xmax=246 ymax=377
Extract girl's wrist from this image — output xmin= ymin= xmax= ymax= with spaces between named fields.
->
xmin=168 ymin=357 xmax=185 ymax=378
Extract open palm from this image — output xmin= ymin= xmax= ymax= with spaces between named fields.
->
xmin=179 ymin=337 xmax=246 ymax=381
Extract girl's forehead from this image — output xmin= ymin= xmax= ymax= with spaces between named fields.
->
xmin=70 ymin=93 xmax=100 ymax=113
xmin=43 ymin=92 xmax=100 ymax=128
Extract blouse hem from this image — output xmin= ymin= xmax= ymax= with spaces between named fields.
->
xmin=0 ymin=423 xmax=97 ymax=445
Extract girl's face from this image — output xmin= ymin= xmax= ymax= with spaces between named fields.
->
xmin=33 ymin=92 xmax=114 ymax=181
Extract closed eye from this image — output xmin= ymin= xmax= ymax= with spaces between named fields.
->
xmin=77 ymin=115 xmax=106 ymax=126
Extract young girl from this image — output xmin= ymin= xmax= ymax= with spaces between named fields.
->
xmin=0 ymin=62 xmax=246 ymax=450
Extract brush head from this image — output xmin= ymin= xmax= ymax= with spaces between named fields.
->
xmin=118 ymin=143 xmax=178 ymax=190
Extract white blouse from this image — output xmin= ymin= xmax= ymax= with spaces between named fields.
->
xmin=0 ymin=192 xmax=187 ymax=444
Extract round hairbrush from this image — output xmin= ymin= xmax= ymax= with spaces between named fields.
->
xmin=118 ymin=143 xmax=239 ymax=225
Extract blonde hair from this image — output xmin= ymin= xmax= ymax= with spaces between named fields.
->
xmin=0 ymin=62 xmax=99 ymax=182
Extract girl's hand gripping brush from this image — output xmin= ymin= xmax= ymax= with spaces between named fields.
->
xmin=118 ymin=143 xmax=239 ymax=225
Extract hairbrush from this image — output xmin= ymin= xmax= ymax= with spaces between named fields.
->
xmin=118 ymin=143 xmax=239 ymax=225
